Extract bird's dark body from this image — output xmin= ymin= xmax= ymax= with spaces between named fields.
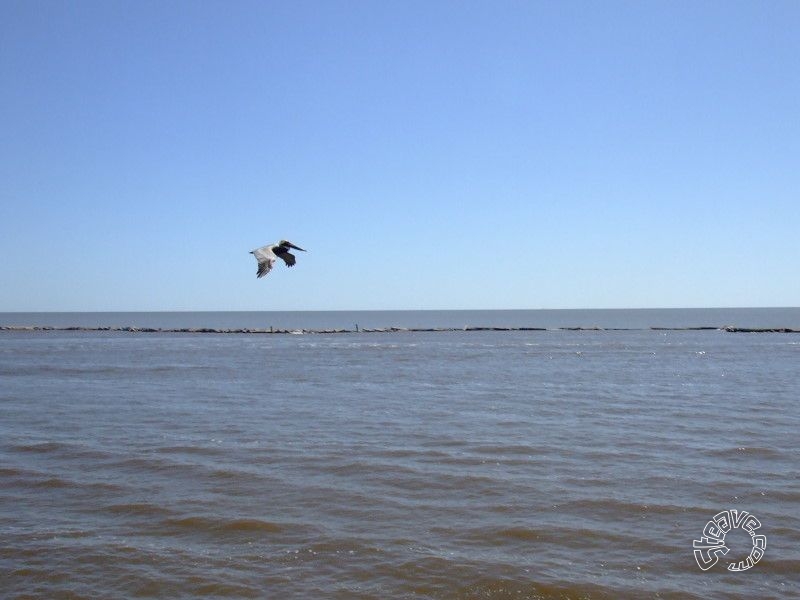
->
xmin=274 ymin=245 xmax=296 ymax=267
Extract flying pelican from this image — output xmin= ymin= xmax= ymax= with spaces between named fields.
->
xmin=250 ymin=240 xmax=306 ymax=278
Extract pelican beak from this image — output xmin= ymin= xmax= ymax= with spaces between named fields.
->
xmin=288 ymin=243 xmax=306 ymax=251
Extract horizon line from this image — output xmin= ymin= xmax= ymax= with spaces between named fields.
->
xmin=1 ymin=306 xmax=798 ymax=314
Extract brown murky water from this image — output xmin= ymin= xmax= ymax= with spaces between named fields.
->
xmin=1 ymin=311 xmax=798 ymax=598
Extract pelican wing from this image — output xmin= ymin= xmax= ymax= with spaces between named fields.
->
xmin=256 ymin=257 xmax=275 ymax=278
xmin=251 ymin=246 xmax=276 ymax=278
xmin=276 ymin=248 xmax=297 ymax=267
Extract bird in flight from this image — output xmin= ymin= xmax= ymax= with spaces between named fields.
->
xmin=250 ymin=240 xmax=306 ymax=278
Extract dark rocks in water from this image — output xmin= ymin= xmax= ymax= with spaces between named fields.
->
xmin=651 ymin=326 xmax=721 ymax=331
xmin=1 ymin=324 xmax=798 ymax=334
xmin=723 ymin=326 xmax=799 ymax=333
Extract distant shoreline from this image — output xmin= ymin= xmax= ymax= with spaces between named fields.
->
xmin=2 ymin=325 xmax=798 ymax=334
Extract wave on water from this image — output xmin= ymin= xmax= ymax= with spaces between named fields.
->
xmin=7 ymin=441 xmax=111 ymax=460
xmin=0 ymin=364 xmax=221 ymax=377
xmin=163 ymin=515 xmax=289 ymax=535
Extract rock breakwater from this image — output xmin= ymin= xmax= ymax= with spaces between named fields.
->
xmin=1 ymin=325 xmax=798 ymax=335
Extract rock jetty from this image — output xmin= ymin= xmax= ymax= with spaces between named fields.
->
xmin=1 ymin=325 xmax=798 ymax=335
xmin=722 ymin=326 xmax=799 ymax=333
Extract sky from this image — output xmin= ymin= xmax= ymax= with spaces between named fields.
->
xmin=1 ymin=0 xmax=798 ymax=311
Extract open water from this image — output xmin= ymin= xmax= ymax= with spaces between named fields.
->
xmin=1 ymin=309 xmax=799 ymax=599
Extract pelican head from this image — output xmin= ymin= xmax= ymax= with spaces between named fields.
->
xmin=280 ymin=240 xmax=306 ymax=252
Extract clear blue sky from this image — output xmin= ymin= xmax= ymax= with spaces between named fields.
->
xmin=1 ymin=0 xmax=798 ymax=311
